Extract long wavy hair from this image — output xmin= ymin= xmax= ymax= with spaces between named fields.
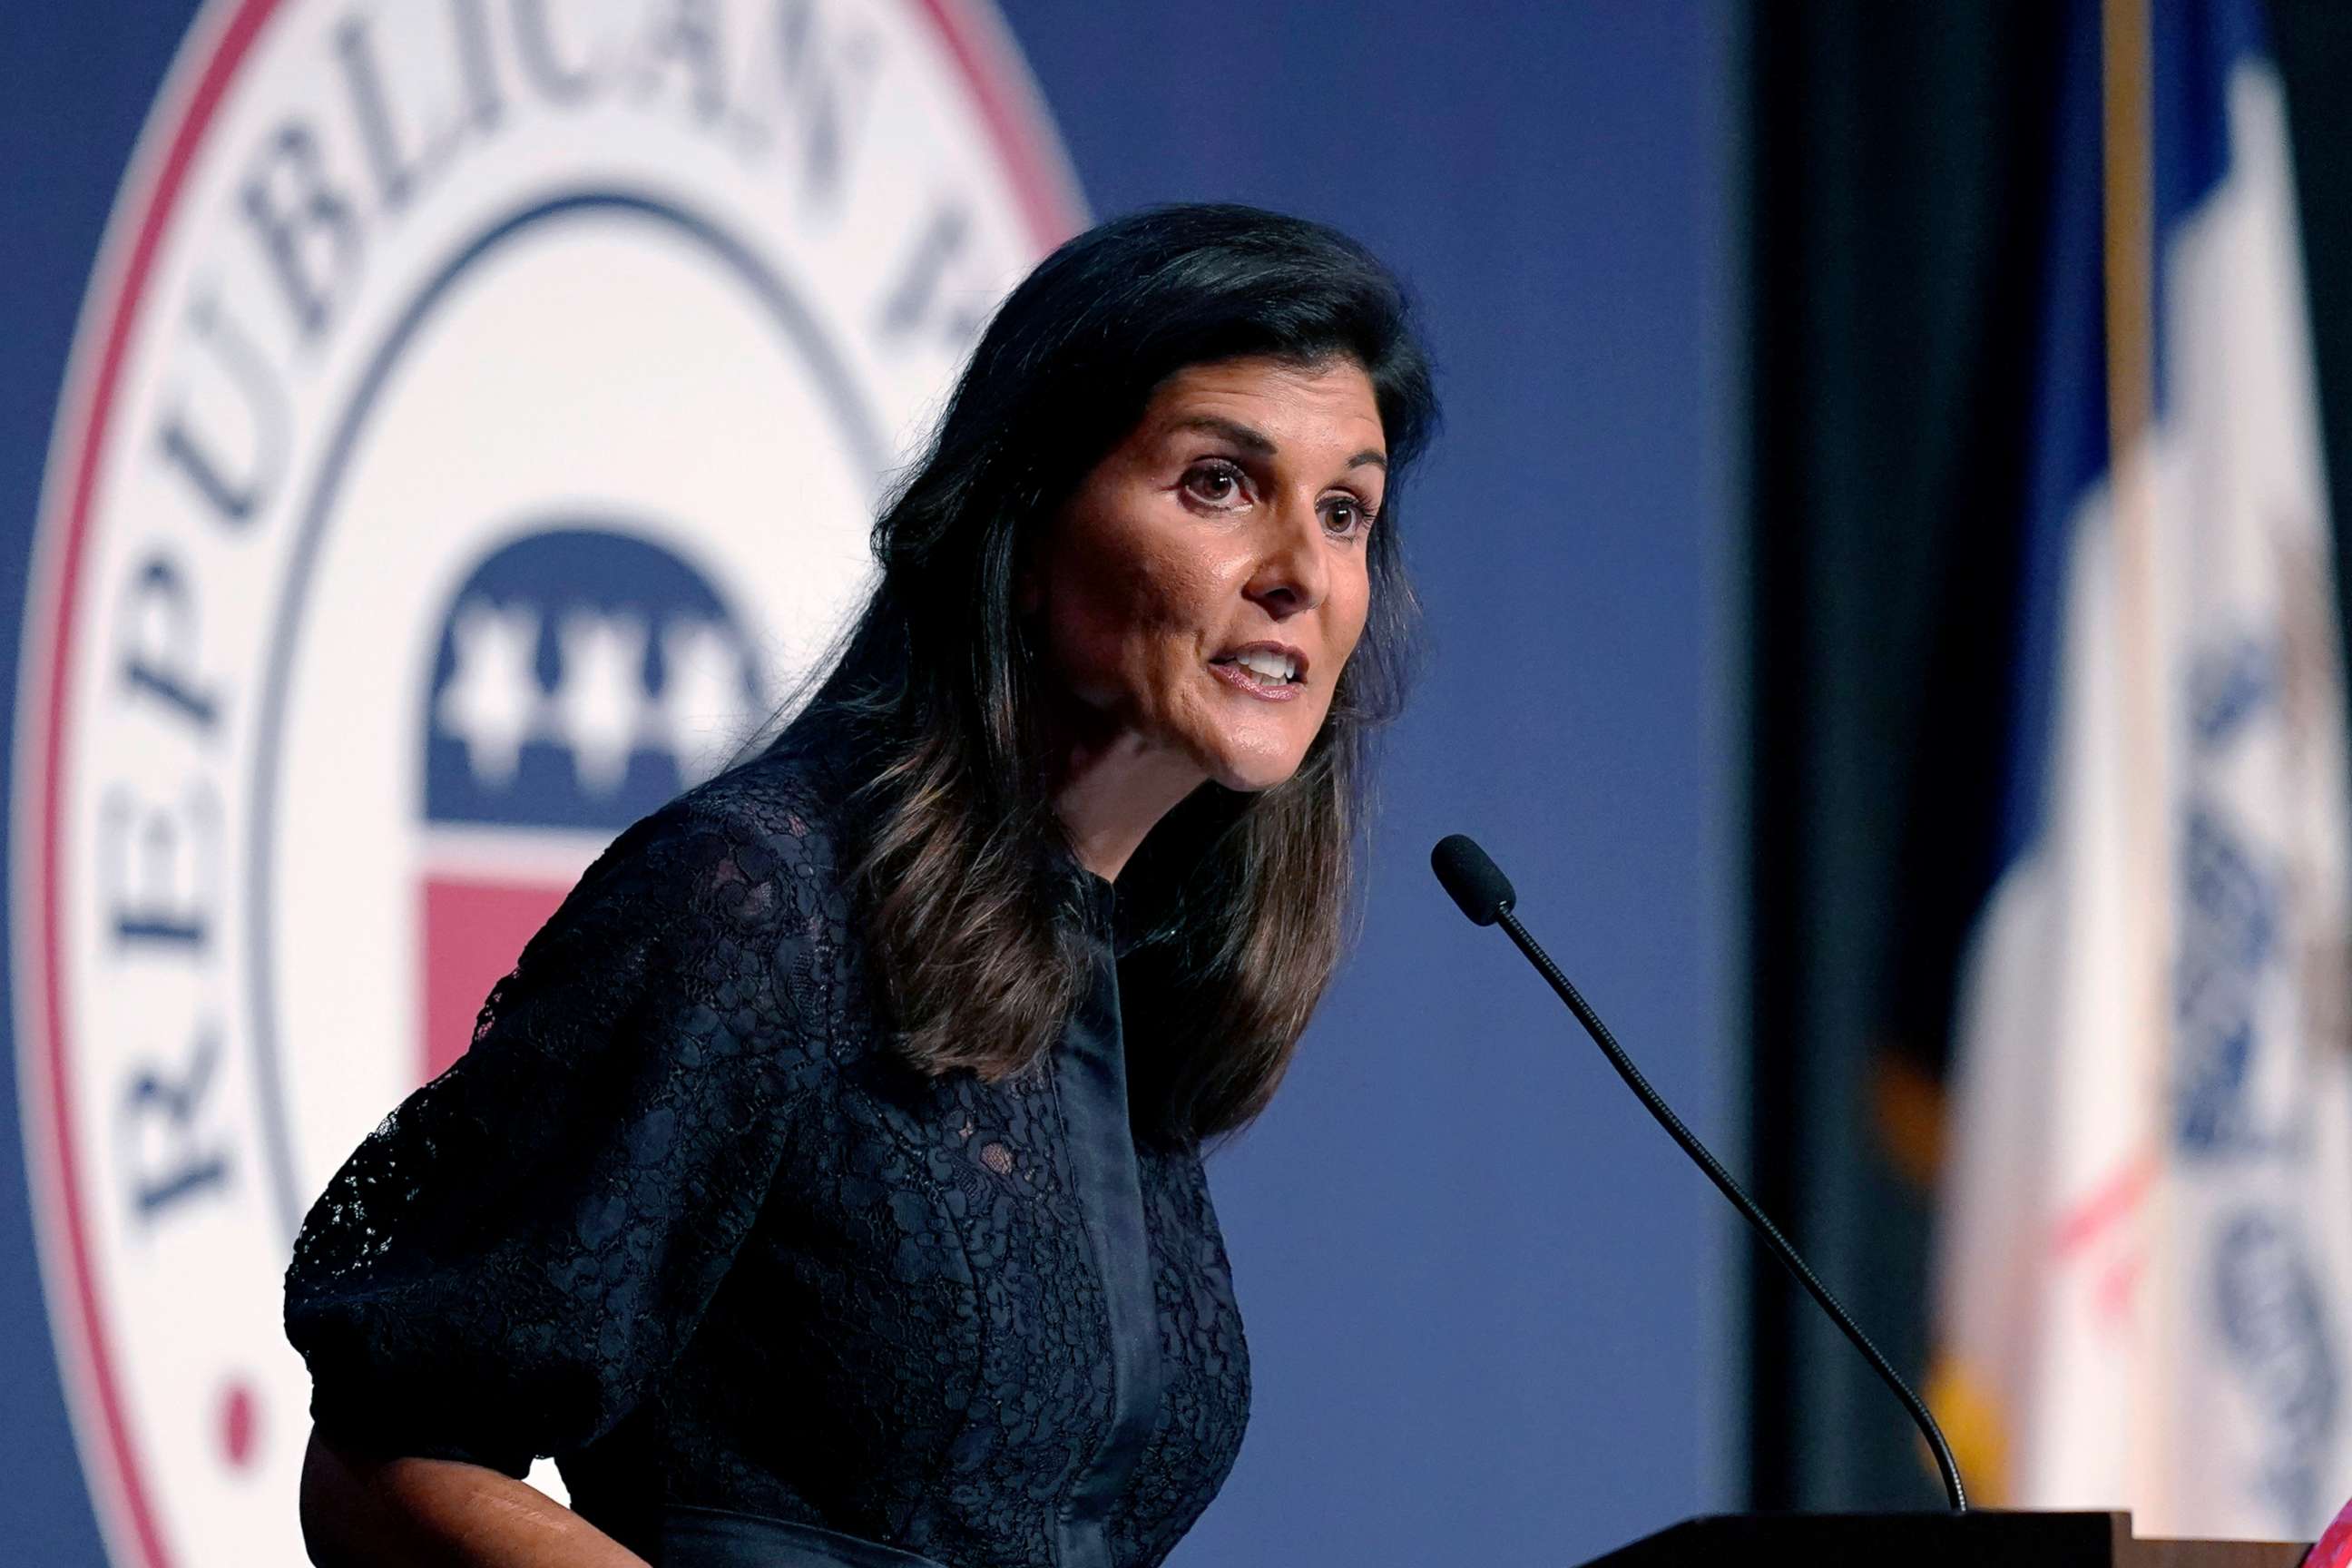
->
xmin=779 ymin=203 xmax=1438 ymax=1147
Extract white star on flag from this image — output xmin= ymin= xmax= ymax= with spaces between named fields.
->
xmin=552 ymin=606 xmax=651 ymax=798
xmin=652 ymin=617 xmax=751 ymax=786
xmin=436 ymin=597 xmax=544 ymax=787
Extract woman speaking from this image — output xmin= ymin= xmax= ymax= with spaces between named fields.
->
xmin=284 ymin=202 xmax=1439 ymax=1568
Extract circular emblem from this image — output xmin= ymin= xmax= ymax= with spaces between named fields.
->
xmin=11 ymin=2 xmax=1079 ymax=1562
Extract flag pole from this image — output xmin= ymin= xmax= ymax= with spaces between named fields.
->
xmin=2099 ymin=0 xmax=2172 ymax=1523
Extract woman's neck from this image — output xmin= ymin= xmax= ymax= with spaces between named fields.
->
xmin=1047 ymin=721 xmax=1205 ymax=882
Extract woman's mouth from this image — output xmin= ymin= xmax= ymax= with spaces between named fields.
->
xmin=1208 ymin=654 xmax=1305 ymax=702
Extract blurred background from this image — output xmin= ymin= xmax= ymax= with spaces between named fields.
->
xmin=10 ymin=1 xmax=2352 ymax=1564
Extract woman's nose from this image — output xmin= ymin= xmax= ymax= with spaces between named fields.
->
xmin=1243 ymin=498 xmax=1329 ymax=617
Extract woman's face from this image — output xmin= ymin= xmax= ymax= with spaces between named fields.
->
xmin=1028 ymin=354 xmax=1387 ymax=793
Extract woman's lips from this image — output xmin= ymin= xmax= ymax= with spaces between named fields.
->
xmin=1208 ymin=659 xmax=1304 ymax=701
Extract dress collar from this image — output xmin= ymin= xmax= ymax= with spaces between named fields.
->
xmin=1046 ymin=838 xmax=1120 ymax=938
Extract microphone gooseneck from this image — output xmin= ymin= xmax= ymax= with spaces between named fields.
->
xmin=1428 ymin=834 xmax=1968 ymax=1514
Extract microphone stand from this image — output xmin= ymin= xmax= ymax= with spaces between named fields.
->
xmin=1491 ymin=902 xmax=1967 ymax=1514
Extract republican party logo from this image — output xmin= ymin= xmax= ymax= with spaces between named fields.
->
xmin=10 ymin=3 xmax=1079 ymax=1563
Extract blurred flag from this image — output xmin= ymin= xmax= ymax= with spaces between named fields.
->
xmin=1930 ymin=0 xmax=2352 ymax=1538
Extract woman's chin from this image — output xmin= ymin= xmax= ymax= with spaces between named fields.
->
xmin=1200 ymin=743 xmax=1308 ymax=794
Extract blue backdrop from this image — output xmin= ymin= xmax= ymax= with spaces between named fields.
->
xmin=0 ymin=4 xmax=1734 ymax=1563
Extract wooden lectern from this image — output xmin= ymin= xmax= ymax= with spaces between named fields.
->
xmin=1578 ymin=1511 xmax=2311 ymax=1565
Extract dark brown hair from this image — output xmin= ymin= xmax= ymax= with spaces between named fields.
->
xmin=783 ymin=203 xmax=1438 ymax=1146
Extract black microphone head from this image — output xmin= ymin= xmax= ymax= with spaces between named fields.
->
xmin=1431 ymin=834 xmax=1515 ymax=926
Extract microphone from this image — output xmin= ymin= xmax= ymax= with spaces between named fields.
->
xmin=1429 ymin=832 xmax=1967 ymax=1514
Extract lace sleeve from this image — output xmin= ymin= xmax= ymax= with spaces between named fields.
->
xmin=282 ymin=788 xmax=835 ymax=1478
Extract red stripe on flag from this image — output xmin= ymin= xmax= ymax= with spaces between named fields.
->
xmin=2051 ymin=1151 xmax=2158 ymax=1261
xmin=419 ymin=877 xmax=570 ymax=1083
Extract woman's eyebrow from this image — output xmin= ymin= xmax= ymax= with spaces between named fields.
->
xmin=1169 ymin=414 xmax=1278 ymax=456
xmin=1168 ymin=414 xmax=1388 ymax=474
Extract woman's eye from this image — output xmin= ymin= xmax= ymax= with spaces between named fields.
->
xmin=1181 ymin=461 xmax=1247 ymax=508
xmin=1324 ymin=496 xmax=1376 ymax=537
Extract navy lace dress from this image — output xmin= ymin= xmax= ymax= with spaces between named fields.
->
xmin=281 ymin=732 xmax=1251 ymax=1568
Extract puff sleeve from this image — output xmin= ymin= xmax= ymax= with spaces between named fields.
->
xmin=283 ymin=790 xmax=836 ymax=1478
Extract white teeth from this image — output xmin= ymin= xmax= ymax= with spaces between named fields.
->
xmin=1232 ymin=651 xmax=1296 ymax=681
